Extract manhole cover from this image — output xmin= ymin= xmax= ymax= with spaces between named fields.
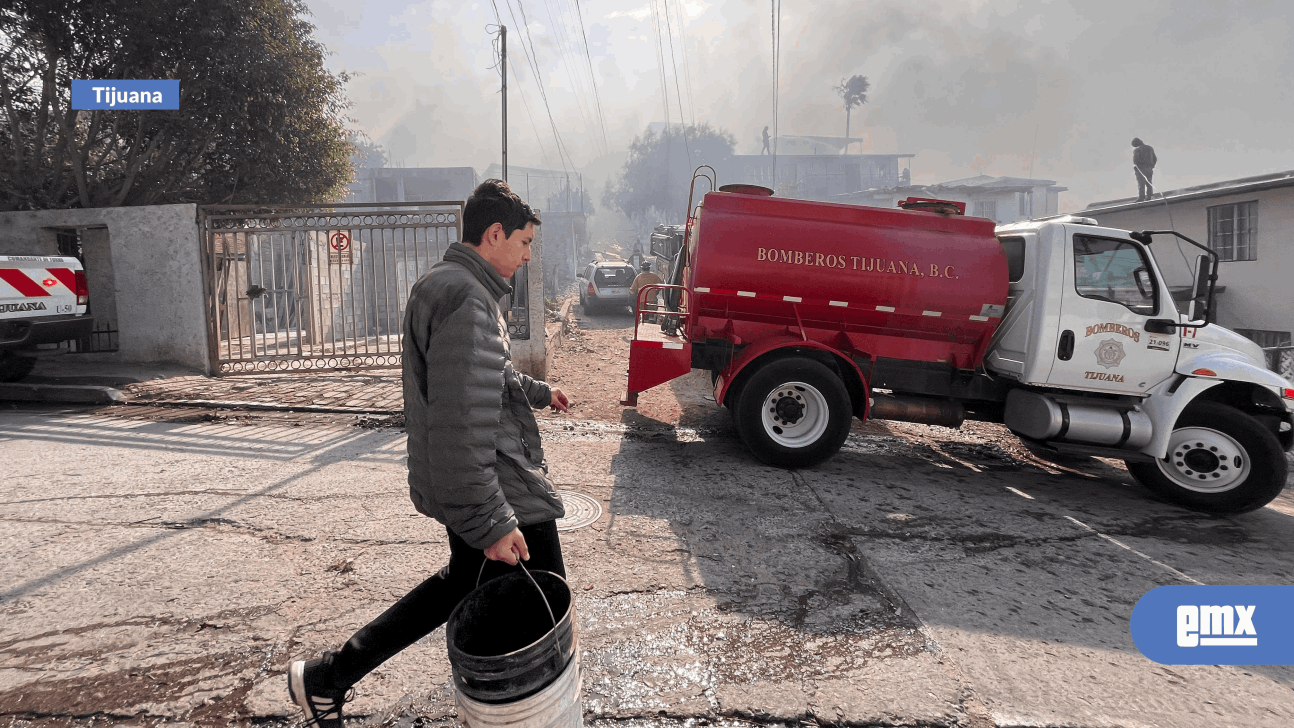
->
xmin=555 ymin=490 xmax=602 ymax=531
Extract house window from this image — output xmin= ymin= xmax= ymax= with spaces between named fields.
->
xmin=1017 ymin=192 xmax=1029 ymax=219
xmin=1207 ymin=201 xmax=1257 ymax=261
xmin=973 ymin=201 xmax=997 ymax=221
xmin=55 ymin=228 xmax=82 ymax=259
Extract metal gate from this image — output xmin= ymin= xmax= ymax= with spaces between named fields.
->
xmin=200 ymin=202 xmax=462 ymax=374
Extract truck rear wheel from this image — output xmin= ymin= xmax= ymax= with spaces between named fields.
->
xmin=0 ymin=351 xmax=38 ymax=382
xmin=1126 ymin=401 xmax=1288 ymax=514
xmin=735 ymin=357 xmax=853 ymax=468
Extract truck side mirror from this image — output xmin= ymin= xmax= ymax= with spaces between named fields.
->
xmin=1187 ymin=254 xmax=1213 ymax=324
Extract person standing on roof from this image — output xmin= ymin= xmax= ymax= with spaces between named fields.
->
xmin=286 ymin=179 xmax=571 ymax=728
xmin=1132 ymin=137 xmax=1157 ymax=202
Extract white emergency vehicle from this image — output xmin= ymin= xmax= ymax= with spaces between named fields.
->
xmin=0 ymin=255 xmax=93 ymax=381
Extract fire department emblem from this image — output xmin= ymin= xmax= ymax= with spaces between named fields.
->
xmin=1095 ymin=338 xmax=1126 ymax=369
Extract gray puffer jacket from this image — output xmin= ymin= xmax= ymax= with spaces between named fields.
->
xmin=403 ymin=242 xmax=564 ymax=549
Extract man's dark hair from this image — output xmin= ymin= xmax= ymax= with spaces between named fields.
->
xmin=462 ymin=179 xmax=541 ymax=245
xmin=1131 ymin=137 xmax=1143 ymax=147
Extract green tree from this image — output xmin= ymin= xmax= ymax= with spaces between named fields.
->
xmin=0 ymin=0 xmax=355 ymax=210
xmin=348 ymin=132 xmax=387 ymax=169
xmin=834 ymin=74 xmax=870 ymax=141
xmin=603 ymin=123 xmax=736 ymax=221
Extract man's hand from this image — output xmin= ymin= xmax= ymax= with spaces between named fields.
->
xmin=485 ymin=527 xmax=529 ymax=565
xmin=549 ymin=388 xmax=570 ymax=413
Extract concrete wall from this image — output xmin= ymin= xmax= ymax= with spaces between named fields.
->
xmin=732 ymin=155 xmax=904 ymax=199
xmin=1087 ymin=186 xmax=1294 ymax=337
xmin=540 ymin=211 xmax=588 ymax=292
xmin=0 ymin=204 xmax=208 ymax=372
xmin=345 ymin=167 xmax=477 ymax=205
xmin=510 ymin=224 xmax=548 ymax=380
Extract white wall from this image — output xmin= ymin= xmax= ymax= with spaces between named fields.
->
xmin=0 ymin=205 xmax=209 ymax=373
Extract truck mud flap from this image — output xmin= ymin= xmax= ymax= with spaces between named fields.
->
xmin=622 ymin=340 xmax=692 ymax=406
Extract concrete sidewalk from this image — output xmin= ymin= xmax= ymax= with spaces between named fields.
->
xmin=4 ymin=298 xmax=577 ymax=414
xmin=122 ymin=370 xmax=404 ymax=414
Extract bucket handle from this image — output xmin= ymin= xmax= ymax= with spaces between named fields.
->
xmin=476 ymin=558 xmax=557 ymax=628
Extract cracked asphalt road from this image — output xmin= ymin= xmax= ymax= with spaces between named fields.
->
xmin=2 ymin=310 xmax=1293 ymax=727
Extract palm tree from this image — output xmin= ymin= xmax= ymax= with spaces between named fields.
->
xmin=834 ymin=75 xmax=870 ymax=144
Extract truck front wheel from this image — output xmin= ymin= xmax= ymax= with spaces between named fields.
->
xmin=1126 ymin=401 xmax=1288 ymax=514
xmin=0 ymin=351 xmax=38 ymax=382
xmin=735 ymin=357 xmax=853 ymax=468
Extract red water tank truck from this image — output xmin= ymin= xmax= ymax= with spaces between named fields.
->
xmin=622 ymin=171 xmax=1294 ymax=514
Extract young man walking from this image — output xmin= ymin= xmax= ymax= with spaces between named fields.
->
xmin=288 ymin=179 xmax=570 ymax=727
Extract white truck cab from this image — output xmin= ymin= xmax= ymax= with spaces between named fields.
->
xmin=988 ymin=217 xmax=1292 ymax=513
xmin=0 ymin=255 xmax=93 ymax=381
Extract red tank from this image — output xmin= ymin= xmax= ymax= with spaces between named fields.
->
xmin=684 ymin=190 xmax=1008 ymax=370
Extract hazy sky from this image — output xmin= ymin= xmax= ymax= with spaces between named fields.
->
xmin=307 ymin=0 xmax=1294 ymax=211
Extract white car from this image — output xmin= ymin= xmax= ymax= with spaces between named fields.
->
xmin=578 ymin=261 xmax=638 ymax=314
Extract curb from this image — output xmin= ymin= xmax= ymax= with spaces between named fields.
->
xmin=122 ymin=399 xmax=399 ymax=416
xmin=0 ymin=383 xmax=127 ymax=405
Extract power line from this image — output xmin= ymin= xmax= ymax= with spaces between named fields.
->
xmin=511 ymin=56 xmax=558 ymax=172
xmin=549 ymin=0 xmax=608 ymax=153
xmin=503 ymin=0 xmax=574 ymax=174
xmin=490 ymin=1 xmax=558 ymax=173
xmin=661 ymin=0 xmax=692 ymax=167
xmin=572 ymin=0 xmax=611 ymax=149
xmin=668 ymin=0 xmax=697 ymax=127
xmin=648 ymin=0 xmax=675 ymax=213
xmin=649 ymin=0 xmax=672 ymax=137
xmin=514 ymin=0 xmax=575 ymax=170
xmin=539 ymin=0 xmax=602 ymax=155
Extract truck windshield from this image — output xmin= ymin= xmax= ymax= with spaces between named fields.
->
xmin=1072 ymin=235 xmax=1158 ymax=316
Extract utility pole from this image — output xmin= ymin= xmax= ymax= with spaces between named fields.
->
xmin=501 ymin=25 xmax=507 ymax=182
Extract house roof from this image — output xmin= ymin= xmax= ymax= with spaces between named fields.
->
xmin=933 ymin=174 xmax=1065 ymax=192
xmin=481 ymin=163 xmax=574 ymax=180
xmin=730 ymin=151 xmax=916 ymax=162
xmin=827 ymin=175 xmax=1071 ymax=203
xmin=1085 ymin=170 xmax=1294 ymax=213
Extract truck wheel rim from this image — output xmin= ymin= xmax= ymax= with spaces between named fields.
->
xmin=760 ymin=381 xmax=830 ymax=448
xmin=1156 ymin=426 xmax=1251 ymax=493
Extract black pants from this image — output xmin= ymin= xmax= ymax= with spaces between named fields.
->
xmin=1136 ymin=166 xmax=1154 ymax=200
xmin=325 ymin=520 xmax=565 ymax=690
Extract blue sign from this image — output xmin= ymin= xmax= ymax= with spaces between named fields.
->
xmin=71 ymin=80 xmax=179 ymax=110
xmin=1131 ymin=585 xmax=1294 ymax=665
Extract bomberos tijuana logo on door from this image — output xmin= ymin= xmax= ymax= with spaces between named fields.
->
xmin=755 ymin=248 xmax=958 ymax=279
xmin=1084 ymin=337 xmax=1129 ymax=382
xmin=1095 ymin=339 xmax=1127 ymax=369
